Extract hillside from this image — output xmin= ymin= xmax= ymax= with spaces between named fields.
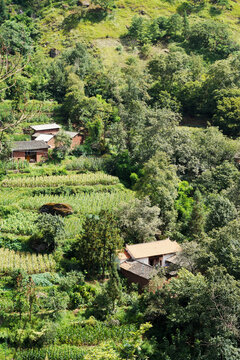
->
xmin=1 ymin=0 xmax=240 ymax=359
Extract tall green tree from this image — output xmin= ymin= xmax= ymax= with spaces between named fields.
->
xmin=117 ymin=197 xmax=161 ymax=244
xmin=30 ymin=213 xmax=65 ymax=252
xmin=205 ymin=194 xmax=237 ymax=232
xmin=144 ymin=268 xmax=240 ymax=360
xmin=73 ymin=211 xmax=123 ymax=278
xmin=135 ymin=151 xmax=179 ymax=233
xmin=188 ymin=189 xmax=205 ymax=240
xmin=52 ymin=130 xmax=72 ymax=161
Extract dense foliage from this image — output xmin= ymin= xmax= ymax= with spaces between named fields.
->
xmin=0 ymin=0 xmax=240 ymax=358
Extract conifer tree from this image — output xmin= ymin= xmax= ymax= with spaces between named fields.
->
xmin=105 ymin=264 xmax=122 ymax=312
xmin=188 ymin=189 xmax=206 ymax=240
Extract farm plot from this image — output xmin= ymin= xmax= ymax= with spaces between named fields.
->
xmin=0 ymin=248 xmax=56 ymax=274
xmin=1 ymin=172 xmax=120 ymax=187
xmin=18 ymin=191 xmax=135 ymax=214
xmin=0 ymin=212 xmax=38 ymax=235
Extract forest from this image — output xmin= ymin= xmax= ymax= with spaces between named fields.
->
xmin=0 ymin=0 xmax=240 ymax=359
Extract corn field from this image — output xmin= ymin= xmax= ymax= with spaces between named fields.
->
xmin=0 ymin=212 xmax=38 ymax=235
xmin=19 ymin=191 xmax=135 ymax=213
xmin=2 ymin=172 xmax=119 ymax=188
xmin=0 ymin=248 xmax=56 ymax=274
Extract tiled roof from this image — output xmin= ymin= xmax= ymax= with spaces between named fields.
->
xmin=13 ymin=141 xmax=49 ymax=151
xmin=165 ymin=255 xmax=178 ymax=264
xmin=126 ymin=239 xmax=181 ymax=260
xmin=30 ymin=123 xmax=61 ymax=131
xmin=65 ymin=131 xmax=78 ymax=138
xmin=35 ymin=134 xmax=54 ymax=142
xmin=120 ymin=261 xmax=155 ymax=280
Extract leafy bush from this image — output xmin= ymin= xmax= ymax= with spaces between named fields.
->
xmin=31 ymin=272 xmax=56 ymax=287
xmin=65 ymin=156 xmax=106 ymax=172
xmin=187 ymin=19 xmax=239 ymax=59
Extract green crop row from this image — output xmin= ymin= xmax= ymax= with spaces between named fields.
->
xmin=0 ymin=248 xmax=56 ymax=274
xmin=2 ymin=172 xmax=119 ymax=188
xmin=18 ymin=191 xmax=135 ymax=214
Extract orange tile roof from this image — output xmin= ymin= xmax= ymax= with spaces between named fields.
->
xmin=126 ymin=239 xmax=181 ymax=259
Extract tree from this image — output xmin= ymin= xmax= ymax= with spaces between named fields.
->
xmin=188 ymin=189 xmax=206 ymax=240
xmin=0 ymin=20 xmax=32 ymax=55
xmin=182 ymin=11 xmax=189 ymax=39
xmin=187 ymin=19 xmax=238 ymax=59
xmin=30 ymin=213 xmax=65 ymax=252
xmin=41 ymin=288 xmax=69 ymax=317
xmin=144 ymin=268 xmax=240 ymax=360
xmin=11 ymin=271 xmax=38 ymax=356
xmin=205 ymin=194 xmax=237 ymax=232
xmin=210 ymin=0 xmax=230 ymax=10
xmin=170 ymin=127 xmax=239 ymax=180
xmin=196 ymin=161 xmax=239 ymax=194
xmin=90 ymin=264 xmax=122 ymax=320
xmin=173 ymin=240 xmax=216 ymax=274
xmin=135 ymin=151 xmax=179 ymax=232
xmin=208 ymin=219 xmax=240 ymax=279
xmin=213 ymin=95 xmax=240 ymax=136
xmin=72 ymin=211 xmax=123 ymax=278
xmin=118 ymin=323 xmax=152 ymax=360
xmin=51 ymin=130 xmax=72 ymax=161
xmin=175 ymin=181 xmax=194 ymax=239
xmin=117 ymin=197 xmax=161 ymax=244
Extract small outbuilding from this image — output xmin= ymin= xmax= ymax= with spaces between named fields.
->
xmin=12 ymin=140 xmax=49 ymax=163
xmin=118 ymin=239 xmax=182 ymax=288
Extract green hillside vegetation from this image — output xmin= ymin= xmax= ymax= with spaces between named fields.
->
xmin=1 ymin=0 xmax=240 ymax=359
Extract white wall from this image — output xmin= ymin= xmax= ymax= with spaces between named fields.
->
xmin=162 ymin=253 xmax=174 ymax=267
xmin=138 ymin=257 xmax=149 ymax=265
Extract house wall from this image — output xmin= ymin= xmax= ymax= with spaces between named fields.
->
xmin=13 ymin=149 xmax=48 ymax=162
xmin=138 ymin=258 xmax=149 ymax=265
xmin=162 ymin=253 xmax=175 ymax=267
xmin=136 ymin=254 xmax=176 ymax=267
xmin=120 ymin=268 xmax=149 ymax=288
xmin=13 ymin=151 xmax=25 ymax=161
xmin=47 ymin=137 xmax=56 ymax=149
xmin=36 ymin=149 xmax=48 ymax=162
xmin=35 ymin=128 xmax=60 ymax=135
xmin=71 ymin=134 xmax=83 ymax=149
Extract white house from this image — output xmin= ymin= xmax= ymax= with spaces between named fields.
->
xmin=118 ymin=239 xmax=182 ymax=288
xmin=123 ymin=239 xmax=181 ymax=267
